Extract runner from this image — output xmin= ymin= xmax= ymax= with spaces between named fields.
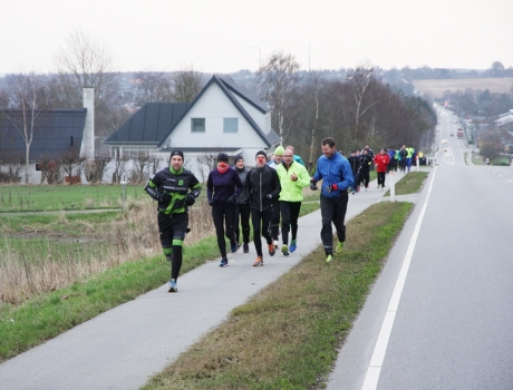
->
xmin=232 ymin=155 xmax=251 ymax=253
xmin=144 ymin=149 xmax=202 ymax=292
xmin=310 ymin=137 xmax=354 ymax=263
xmin=374 ymin=148 xmax=390 ymax=190
xmin=245 ymin=150 xmax=281 ymax=266
xmin=276 ymin=148 xmax=310 ymax=255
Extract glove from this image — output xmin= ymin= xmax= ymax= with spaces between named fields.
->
xmin=208 ymin=198 xmax=214 ymax=206
xmin=185 ymin=193 xmax=196 ymax=206
xmin=159 ymin=192 xmax=171 ymax=204
xmin=229 ymin=194 xmax=237 ymax=204
xmin=266 ymin=194 xmax=273 ymax=200
xmin=326 ymin=184 xmax=338 ymax=193
xmin=309 ymin=178 xmax=318 ymax=191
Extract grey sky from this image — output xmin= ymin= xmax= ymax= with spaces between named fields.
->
xmin=2 ymin=0 xmax=512 ymax=75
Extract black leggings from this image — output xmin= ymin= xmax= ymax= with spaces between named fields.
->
xmin=359 ymin=170 xmax=370 ymax=188
xmin=212 ymin=204 xmax=237 ymax=258
xmin=235 ymin=203 xmax=251 ymax=245
xmin=280 ymin=201 xmax=301 ymax=245
xmin=377 ymin=172 xmax=386 ymax=187
xmin=157 ymin=212 xmax=188 ymax=281
xmin=251 ymin=208 xmax=272 ymax=257
xmin=270 ymin=200 xmax=280 ymax=241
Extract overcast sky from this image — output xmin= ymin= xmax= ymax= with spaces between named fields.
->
xmin=2 ymin=0 xmax=512 ymax=75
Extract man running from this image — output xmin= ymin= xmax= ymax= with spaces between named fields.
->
xmin=144 ymin=149 xmax=202 ymax=292
xmin=310 ymin=137 xmax=354 ymax=263
xmin=276 ymin=148 xmax=310 ymax=255
xmin=245 ymin=150 xmax=281 ymax=266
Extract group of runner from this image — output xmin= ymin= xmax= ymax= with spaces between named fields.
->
xmin=347 ymin=144 xmax=416 ymax=193
xmin=145 ymin=137 xmax=355 ymax=292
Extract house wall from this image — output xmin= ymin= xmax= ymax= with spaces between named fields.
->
xmin=232 ymin=95 xmax=271 ymax=134
xmin=165 ymin=83 xmax=268 ymax=150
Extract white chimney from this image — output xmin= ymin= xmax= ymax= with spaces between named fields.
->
xmin=80 ymin=88 xmax=95 ymax=160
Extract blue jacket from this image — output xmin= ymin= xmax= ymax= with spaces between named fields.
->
xmin=312 ymin=151 xmax=354 ymax=198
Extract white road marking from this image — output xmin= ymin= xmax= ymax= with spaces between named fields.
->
xmin=361 ymin=166 xmax=437 ymax=390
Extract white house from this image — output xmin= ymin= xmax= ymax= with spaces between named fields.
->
xmin=105 ymin=75 xmax=280 ymax=181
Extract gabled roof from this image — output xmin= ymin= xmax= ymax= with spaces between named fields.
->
xmin=156 ymin=75 xmax=279 ymax=148
xmin=105 ymin=103 xmax=189 ymax=145
xmin=0 ymin=109 xmax=86 ymax=161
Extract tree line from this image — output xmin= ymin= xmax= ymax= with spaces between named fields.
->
xmin=0 ymin=32 xmax=441 ymax=183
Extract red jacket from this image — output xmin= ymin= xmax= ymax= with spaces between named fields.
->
xmin=374 ymin=154 xmax=390 ymax=173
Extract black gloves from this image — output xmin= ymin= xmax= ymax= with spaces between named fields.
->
xmin=185 ymin=193 xmax=196 ymax=206
xmin=208 ymin=199 xmax=214 ymax=206
xmin=159 ymin=192 xmax=171 ymax=204
xmin=310 ymin=179 xmax=318 ymax=191
xmin=229 ymin=194 xmax=238 ymax=204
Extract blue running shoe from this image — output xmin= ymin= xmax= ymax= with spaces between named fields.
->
xmin=168 ymin=279 xmax=178 ymax=292
xmin=220 ymin=257 xmax=228 ymax=267
xmin=230 ymin=244 xmax=239 ymax=253
xmin=289 ymin=239 xmax=297 ymax=253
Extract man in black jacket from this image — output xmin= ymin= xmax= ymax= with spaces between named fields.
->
xmin=144 ymin=149 xmax=201 ymax=292
xmin=245 ymin=150 xmax=281 ymax=266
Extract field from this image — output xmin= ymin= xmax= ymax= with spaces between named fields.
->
xmin=413 ymin=78 xmax=513 ymax=98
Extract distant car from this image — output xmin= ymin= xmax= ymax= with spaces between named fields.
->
xmin=442 ymin=139 xmax=448 ymax=143
xmin=450 ymin=133 xmax=454 ymax=137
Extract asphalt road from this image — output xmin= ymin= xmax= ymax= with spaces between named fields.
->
xmin=327 ymin=106 xmax=513 ymax=389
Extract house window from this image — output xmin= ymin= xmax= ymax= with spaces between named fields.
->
xmin=224 ymin=118 xmax=238 ymax=133
xmin=191 ymin=118 xmax=205 ymax=133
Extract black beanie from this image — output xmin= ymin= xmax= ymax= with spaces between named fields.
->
xmin=255 ymin=150 xmax=267 ymax=161
xmin=170 ymin=149 xmax=184 ymax=160
xmin=217 ymin=153 xmax=229 ymax=163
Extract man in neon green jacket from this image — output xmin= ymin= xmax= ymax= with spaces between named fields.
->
xmin=276 ymin=149 xmax=310 ymax=255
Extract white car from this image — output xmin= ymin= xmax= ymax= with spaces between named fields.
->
xmin=442 ymin=139 xmax=448 ymax=144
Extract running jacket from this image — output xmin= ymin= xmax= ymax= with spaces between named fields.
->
xmin=145 ymin=167 xmax=201 ymax=214
xmin=374 ymin=153 xmax=390 ymax=173
xmin=207 ymin=167 xmax=243 ymax=205
xmin=245 ymin=164 xmax=281 ymax=211
xmin=312 ymin=151 xmax=354 ymax=198
xmin=277 ymin=161 xmax=310 ymax=202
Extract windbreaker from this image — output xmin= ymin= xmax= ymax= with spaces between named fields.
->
xmin=312 ymin=151 xmax=354 ymax=198
xmin=276 ymin=161 xmax=310 ymax=202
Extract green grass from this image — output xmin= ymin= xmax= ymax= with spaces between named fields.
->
xmin=384 ymin=171 xmax=428 ymax=196
xmin=142 ymin=202 xmax=413 ymax=390
xmin=0 ymin=185 xmax=145 ymax=212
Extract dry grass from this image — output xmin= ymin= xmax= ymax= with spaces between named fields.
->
xmin=0 ymin=197 xmax=215 ymax=305
xmin=413 ymin=78 xmax=513 ymax=98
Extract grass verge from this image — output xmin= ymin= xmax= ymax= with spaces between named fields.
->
xmin=0 ymin=200 xmax=320 ymax=362
xmin=384 ymin=171 xmax=428 ymax=196
xmin=142 ymin=201 xmax=412 ymax=390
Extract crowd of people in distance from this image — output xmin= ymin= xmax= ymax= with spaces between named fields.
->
xmin=146 ymin=138 xmax=422 ymax=292
xmin=347 ymin=144 xmax=418 ymax=194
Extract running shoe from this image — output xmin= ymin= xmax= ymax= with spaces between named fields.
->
xmin=230 ymin=244 xmax=239 ymax=253
xmin=326 ymin=254 xmax=333 ymax=263
xmin=243 ymin=243 xmax=249 ymax=253
xmin=281 ymin=244 xmax=289 ymax=256
xmin=273 ymin=240 xmax=279 ymax=250
xmin=268 ymin=244 xmax=276 ymax=257
xmin=289 ymin=239 xmax=297 ymax=253
xmin=219 ymin=257 xmax=228 ymax=267
xmin=253 ymin=256 xmax=264 ymax=266
xmin=168 ymin=279 xmax=178 ymax=292
xmin=336 ymin=242 xmax=344 ymax=254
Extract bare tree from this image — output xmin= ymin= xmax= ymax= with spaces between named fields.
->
xmin=85 ymin=156 xmax=110 ymax=183
xmin=53 ymin=30 xmax=121 ymax=136
xmin=134 ymin=71 xmax=173 ymax=105
xmin=259 ymin=52 xmax=300 ymax=144
xmin=172 ymin=67 xmax=204 ymax=103
xmin=130 ymin=153 xmax=151 ymax=184
xmin=2 ymin=73 xmax=51 ymax=183
xmin=60 ymin=148 xmax=86 ymax=185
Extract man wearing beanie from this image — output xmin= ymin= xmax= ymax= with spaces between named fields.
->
xmin=245 ymin=150 xmax=281 ymax=266
xmin=144 ymin=149 xmax=202 ymax=292
xmin=232 ymin=155 xmax=251 ymax=253
xmin=207 ymin=153 xmax=243 ymax=267
xmin=267 ymin=145 xmax=284 ymax=248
